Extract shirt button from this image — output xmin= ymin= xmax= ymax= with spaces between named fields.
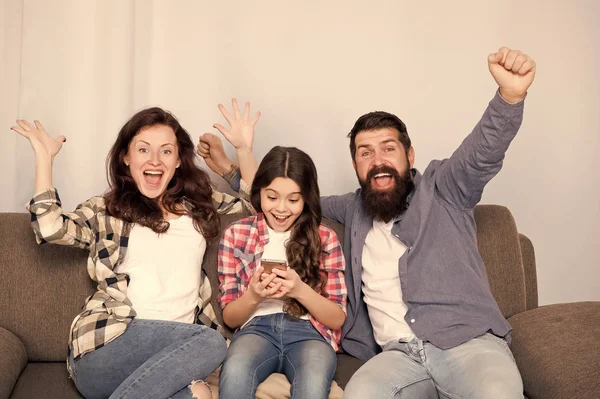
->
xmin=410 ymin=319 xmax=416 ymax=323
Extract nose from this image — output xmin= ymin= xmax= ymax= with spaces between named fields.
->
xmin=372 ymin=149 xmax=385 ymax=166
xmin=275 ymin=199 xmax=287 ymax=213
xmin=149 ymin=151 xmax=161 ymax=165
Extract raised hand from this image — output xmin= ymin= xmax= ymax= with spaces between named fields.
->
xmin=197 ymin=133 xmax=234 ymax=177
xmin=213 ymin=98 xmax=260 ymax=151
xmin=11 ymin=120 xmax=66 ymax=161
xmin=488 ymin=47 xmax=536 ymax=104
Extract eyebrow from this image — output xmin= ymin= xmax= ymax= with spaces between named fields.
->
xmin=136 ymin=140 xmax=175 ymax=148
xmin=265 ymin=188 xmax=302 ymax=195
xmin=356 ymin=138 xmax=400 ymax=150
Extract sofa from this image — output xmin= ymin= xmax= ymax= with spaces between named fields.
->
xmin=1 ymin=205 xmax=599 ymax=398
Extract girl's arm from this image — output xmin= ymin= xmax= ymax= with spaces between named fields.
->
xmin=222 ymin=269 xmax=279 ymax=328
xmin=286 ymin=274 xmax=346 ymax=330
xmin=198 ymin=98 xmax=260 ymax=187
xmin=270 ymin=228 xmax=347 ymax=330
xmin=218 ymin=226 xmax=281 ymax=328
xmin=13 ymin=120 xmax=96 ymax=249
xmin=212 ymin=98 xmax=260 ymax=185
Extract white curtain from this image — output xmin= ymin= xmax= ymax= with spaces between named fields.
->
xmin=1 ymin=0 xmax=599 ymax=304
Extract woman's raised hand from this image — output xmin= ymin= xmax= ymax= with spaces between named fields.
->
xmin=11 ymin=120 xmax=66 ymax=161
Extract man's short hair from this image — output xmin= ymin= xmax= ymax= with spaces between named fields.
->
xmin=347 ymin=111 xmax=411 ymax=160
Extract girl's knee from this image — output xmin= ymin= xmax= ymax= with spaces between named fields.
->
xmin=297 ymin=340 xmax=336 ymax=367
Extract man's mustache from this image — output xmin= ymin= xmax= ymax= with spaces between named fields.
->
xmin=366 ymin=165 xmax=401 ymax=182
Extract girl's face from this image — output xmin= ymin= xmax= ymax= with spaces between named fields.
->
xmin=123 ymin=124 xmax=180 ymax=199
xmin=260 ymin=177 xmax=305 ymax=232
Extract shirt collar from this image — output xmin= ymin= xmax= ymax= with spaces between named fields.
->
xmin=256 ymin=212 xmax=271 ymax=245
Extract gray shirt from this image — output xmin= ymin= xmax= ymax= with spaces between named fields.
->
xmin=321 ymin=91 xmax=524 ymax=361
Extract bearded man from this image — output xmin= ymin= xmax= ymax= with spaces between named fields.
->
xmin=321 ymin=47 xmax=535 ymax=398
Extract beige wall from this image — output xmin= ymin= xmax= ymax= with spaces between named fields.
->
xmin=1 ymin=0 xmax=598 ymax=305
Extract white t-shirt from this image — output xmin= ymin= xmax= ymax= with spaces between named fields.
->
xmin=116 ymin=215 xmax=206 ymax=323
xmin=242 ymin=227 xmax=308 ymax=328
xmin=362 ymin=220 xmax=415 ymax=345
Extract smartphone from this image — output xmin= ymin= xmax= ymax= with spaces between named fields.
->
xmin=261 ymin=259 xmax=287 ymax=274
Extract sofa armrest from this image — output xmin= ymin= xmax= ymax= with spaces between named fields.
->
xmin=518 ymin=233 xmax=538 ymax=310
xmin=0 ymin=327 xmax=28 ymax=399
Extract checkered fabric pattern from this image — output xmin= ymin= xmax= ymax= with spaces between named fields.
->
xmin=218 ymin=213 xmax=347 ymax=351
xmin=26 ymin=183 xmax=251 ymax=359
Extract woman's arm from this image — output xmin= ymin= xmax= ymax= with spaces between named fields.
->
xmin=12 ymin=120 xmax=96 ymax=249
xmin=11 ymin=120 xmax=65 ymax=194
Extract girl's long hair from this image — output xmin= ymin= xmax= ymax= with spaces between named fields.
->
xmin=251 ymin=146 xmax=326 ymax=317
xmin=104 ymin=107 xmax=219 ymax=238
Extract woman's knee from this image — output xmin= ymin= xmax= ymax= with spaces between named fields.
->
xmin=198 ymin=326 xmax=227 ymax=351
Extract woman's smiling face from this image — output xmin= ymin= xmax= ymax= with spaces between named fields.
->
xmin=124 ymin=124 xmax=180 ymax=199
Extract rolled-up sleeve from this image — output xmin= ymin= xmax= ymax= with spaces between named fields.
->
xmin=320 ymin=227 xmax=347 ymax=313
xmin=26 ymin=188 xmax=97 ymax=250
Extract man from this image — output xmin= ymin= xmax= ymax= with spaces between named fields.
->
xmin=200 ymin=46 xmax=535 ymax=397
xmin=319 ymin=47 xmax=534 ymax=397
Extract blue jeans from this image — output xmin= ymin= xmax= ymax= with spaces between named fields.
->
xmin=67 ymin=319 xmax=227 ymax=399
xmin=344 ymin=333 xmax=523 ymax=399
xmin=219 ymin=313 xmax=337 ymax=399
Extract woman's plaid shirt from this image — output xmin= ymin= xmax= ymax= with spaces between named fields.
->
xmin=218 ymin=214 xmax=347 ymax=351
xmin=26 ymin=185 xmax=252 ymax=359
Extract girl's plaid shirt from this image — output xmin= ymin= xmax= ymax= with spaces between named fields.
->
xmin=27 ymin=184 xmax=252 ymax=360
xmin=218 ymin=213 xmax=347 ymax=351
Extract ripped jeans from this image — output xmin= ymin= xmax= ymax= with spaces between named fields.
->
xmin=67 ymin=318 xmax=226 ymax=399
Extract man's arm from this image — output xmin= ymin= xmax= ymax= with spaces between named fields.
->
xmin=320 ymin=193 xmax=357 ymax=225
xmin=434 ymin=47 xmax=536 ymax=209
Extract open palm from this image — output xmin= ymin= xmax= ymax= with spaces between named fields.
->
xmin=213 ymin=98 xmax=261 ymax=150
xmin=11 ymin=120 xmax=66 ymax=160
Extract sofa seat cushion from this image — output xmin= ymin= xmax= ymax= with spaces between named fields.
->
xmin=10 ymin=362 xmax=81 ymax=399
xmin=508 ymin=302 xmax=600 ymax=399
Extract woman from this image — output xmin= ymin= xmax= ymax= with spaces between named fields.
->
xmin=12 ymin=100 xmax=259 ymax=399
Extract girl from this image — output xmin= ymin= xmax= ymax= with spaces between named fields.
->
xmin=218 ymin=146 xmax=347 ymax=399
xmin=11 ymin=101 xmax=258 ymax=399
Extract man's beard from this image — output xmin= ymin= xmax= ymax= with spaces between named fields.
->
xmin=359 ymin=165 xmax=414 ymax=223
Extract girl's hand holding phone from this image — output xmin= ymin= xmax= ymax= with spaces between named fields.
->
xmin=247 ymin=266 xmax=282 ymax=302
xmin=268 ymin=268 xmax=307 ymax=299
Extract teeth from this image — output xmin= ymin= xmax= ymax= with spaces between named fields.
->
xmin=274 ymin=215 xmax=288 ymax=220
xmin=374 ymin=173 xmax=391 ymax=178
xmin=144 ymin=171 xmax=163 ymax=175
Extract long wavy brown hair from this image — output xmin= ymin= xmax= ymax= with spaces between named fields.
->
xmin=104 ymin=107 xmax=219 ymax=238
xmin=250 ymin=146 xmax=326 ymax=317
